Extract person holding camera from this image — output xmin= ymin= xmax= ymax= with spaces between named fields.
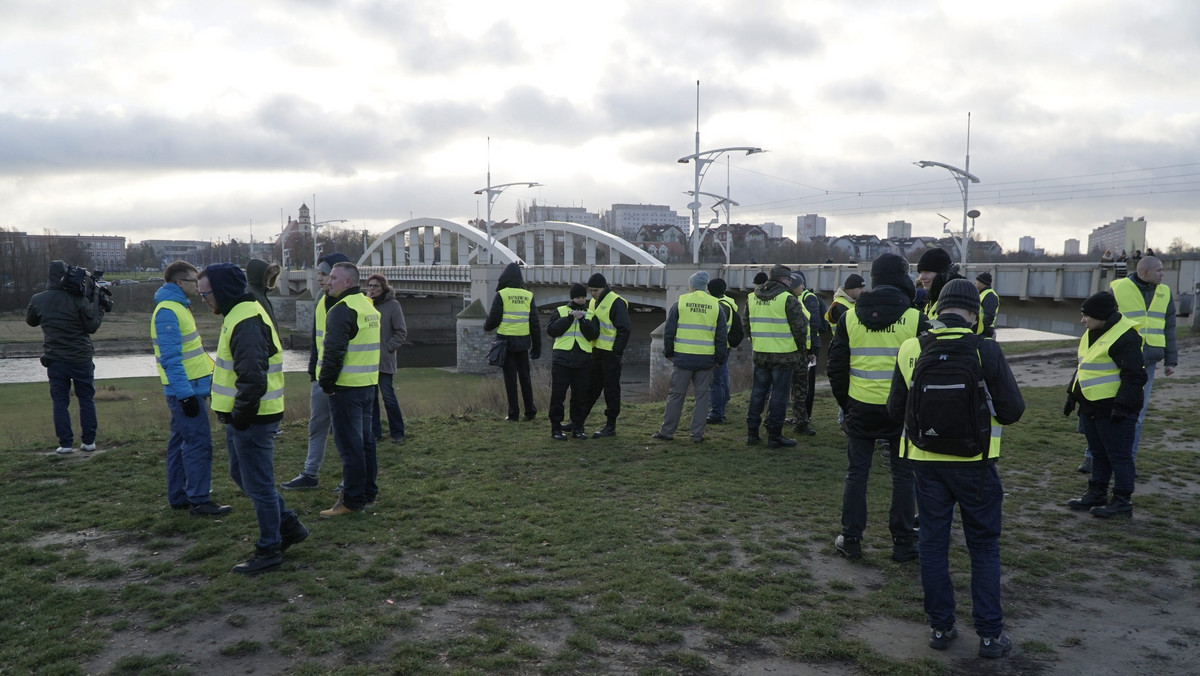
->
xmin=25 ymin=260 xmax=108 ymax=454
xmin=545 ymin=283 xmax=600 ymax=441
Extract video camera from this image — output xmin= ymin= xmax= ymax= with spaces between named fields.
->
xmin=61 ymin=265 xmax=114 ymax=312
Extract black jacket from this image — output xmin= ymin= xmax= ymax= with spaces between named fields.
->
xmin=484 ymin=263 xmax=542 ymax=358
xmin=318 ymin=286 xmax=368 ymax=392
xmin=1066 ymin=313 xmax=1147 ymax=420
xmin=206 ymin=262 xmax=282 ymax=427
xmin=25 ymin=260 xmax=105 ymax=364
xmin=546 ymin=300 xmax=601 ymax=369
xmin=828 ymin=284 xmax=931 ymax=439
xmin=886 ymin=313 xmax=1025 ymax=428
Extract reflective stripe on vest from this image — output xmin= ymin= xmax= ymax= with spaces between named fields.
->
xmin=151 ymin=300 xmax=215 ymax=385
xmin=329 ymin=292 xmax=381 ymax=387
xmin=1075 ymin=316 xmax=1141 ymax=401
xmin=314 ymin=292 xmax=329 ymax=378
xmin=553 ymin=305 xmax=594 ymax=353
xmin=717 ymin=296 xmax=737 ymax=347
xmin=844 ymin=307 xmax=920 ymax=404
xmin=674 ymin=290 xmax=718 ymax=355
xmin=826 ymin=296 xmax=851 ymax=324
xmin=748 ymin=292 xmax=797 ymax=353
xmin=589 ymin=291 xmax=625 ymax=351
xmin=211 ymin=301 xmax=285 ymax=415
xmin=896 ymin=328 xmax=1003 ymax=461
xmin=497 ymin=288 xmax=533 ymax=336
xmin=1110 ymin=277 xmax=1170 ymax=348
xmin=797 ymin=290 xmax=814 ymax=349
xmin=976 ymin=288 xmax=999 ymax=335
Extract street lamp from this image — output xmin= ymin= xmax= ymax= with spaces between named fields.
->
xmin=312 ymin=219 xmax=347 ymax=267
xmin=474 ymin=179 xmax=540 ymax=264
xmin=914 ymin=160 xmax=980 ymax=268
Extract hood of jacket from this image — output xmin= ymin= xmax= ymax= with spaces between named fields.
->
xmin=47 ymin=260 xmax=68 ymax=290
xmin=204 ymin=263 xmax=250 ymax=316
xmin=852 ymin=285 xmax=914 ymax=330
xmin=153 ymin=281 xmax=191 ymax=307
xmin=496 ymin=262 xmax=524 ymax=291
xmin=371 ymin=289 xmax=396 ymax=306
xmin=833 ymin=287 xmax=855 ymax=304
xmin=247 ymin=258 xmax=281 ymax=292
xmin=753 ymin=279 xmax=790 ymax=302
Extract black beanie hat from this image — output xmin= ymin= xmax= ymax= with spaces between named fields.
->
xmin=770 ymin=264 xmax=791 ymax=281
xmin=843 ymin=273 xmax=865 ymax=290
xmin=569 ymin=282 xmax=587 ymax=298
xmin=937 ymin=278 xmax=980 ymax=315
xmin=917 ymin=247 xmax=953 ymax=273
xmin=870 ymin=253 xmax=916 ymax=301
xmin=707 ymin=277 xmax=727 ymax=297
xmin=975 ymin=272 xmax=992 ymax=286
xmin=753 ymin=272 xmax=769 ymax=285
xmin=1081 ymin=291 xmax=1119 ymax=320
xmin=587 ymin=273 xmax=607 ymax=288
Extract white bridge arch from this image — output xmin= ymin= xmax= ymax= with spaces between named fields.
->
xmin=359 ymin=217 xmax=521 ymax=267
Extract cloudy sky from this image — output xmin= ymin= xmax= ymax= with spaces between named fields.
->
xmin=3 ymin=0 xmax=1198 ymax=255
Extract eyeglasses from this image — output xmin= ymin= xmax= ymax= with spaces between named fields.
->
xmin=367 ymin=283 xmax=382 ymax=288
xmin=200 ymin=290 xmax=212 ymax=300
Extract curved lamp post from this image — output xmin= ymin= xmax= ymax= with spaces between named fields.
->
xmin=474 ymin=180 xmax=540 ymax=264
xmin=914 ymin=159 xmax=980 ymax=267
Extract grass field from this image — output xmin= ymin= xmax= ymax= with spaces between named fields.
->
xmin=2 ymin=350 xmax=1199 ymax=675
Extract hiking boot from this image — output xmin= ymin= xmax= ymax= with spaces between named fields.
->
xmin=552 ymin=430 xmax=568 ymax=441
xmin=1077 ymin=456 xmax=1093 ymax=474
xmin=1090 ymin=494 xmax=1132 ymax=519
xmin=571 ymin=429 xmax=588 ymax=440
xmin=929 ymin=626 xmax=958 ymax=650
xmin=281 ymin=473 xmax=318 ymax=490
xmin=891 ymin=536 xmax=919 ymax=562
xmin=189 ymin=501 xmax=232 ymax=517
xmin=280 ymin=518 xmax=309 ymax=552
xmin=651 ymin=432 xmax=673 ymax=441
xmin=55 ymin=446 xmax=74 ymax=454
xmin=835 ymin=535 xmax=862 ymax=560
xmin=231 ymin=546 xmax=282 ymax=575
xmin=978 ymin=632 xmax=1012 ymax=658
xmin=767 ymin=434 xmax=797 ymax=448
xmin=793 ymin=424 xmax=817 ymax=437
xmin=320 ymin=501 xmax=362 ymax=518
xmin=81 ymin=443 xmax=97 ymax=452
xmin=1067 ymin=481 xmax=1108 ymax=510
xmin=593 ymin=424 xmax=616 ymax=438
xmin=706 ymin=416 xmax=725 ymax=424
xmin=746 ymin=434 xmax=762 ymax=446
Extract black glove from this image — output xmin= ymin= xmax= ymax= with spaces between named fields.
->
xmin=1063 ymin=398 xmax=1076 ymax=417
xmin=530 ymin=350 xmax=541 ymax=361
xmin=180 ymin=396 xmax=200 ymax=418
xmin=215 ymin=411 xmax=233 ymax=425
xmin=231 ymin=411 xmax=254 ymax=431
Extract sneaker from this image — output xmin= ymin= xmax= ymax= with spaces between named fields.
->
xmin=705 ymin=416 xmax=725 ymax=424
xmin=391 ymin=436 xmax=406 ymax=444
xmin=835 ymin=535 xmax=862 ymax=560
xmin=552 ymin=431 xmax=568 ymax=441
xmin=571 ymin=429 xmax=588 ymax=440
xmin=280 ymin=473 xmax=318 ymax=490
xmin=55 ymin=446 xmax=74 ymax=454
xmin=81 ymin=443 xmax=97 ymax=452
xmin=978 ymin=632 xmax=1012 ymax=658
xmin=691 ymin=436 xmax=704 ymax=443
xmin=651 ymin=432 xmax=673 ymax=441
xmin=767 ymin=435 xmax=797 ymax=448
xmin=593 ymin=425 xmax=616 ymax=438
xmin=231 ymin=547 xmax=282 ymax=575
xmin=189 ymin=501 xmax=233 ymax=517
xmin=929 ymin=626 xmax=958 ymax=650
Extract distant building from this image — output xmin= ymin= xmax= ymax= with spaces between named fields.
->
xmin=759 ymin=222 xmax=784 ymax=239
xmin=1 ymin=231 xmax=126 ymax=271
xmin=634 ymin=224 xmax=688 ymax=244
xmin=1087 ymin=216 xmax=1146 ymax=256
xmin=141 ymin=239 xmax=209 ymax=264
xmin=1064 ymin=238 xmax=1080 ymax=256
xmin=1019 ymin=236 xmax=1036 ymax=254
xmin=887 ymin=220 xmax=913 ymax=239
xmin=525 ymin=205 xmax=602 ymax=229
xmin=829 ymin=234 xmax=882 ymax=262
xmin=797 ymin=214 xmax=827 ymax=240
xmin=604 ymin=204 xmax=689 ymax=239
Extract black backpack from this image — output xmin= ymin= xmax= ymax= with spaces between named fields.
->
xmin=904 ymin=332 xmax=993 ymax=458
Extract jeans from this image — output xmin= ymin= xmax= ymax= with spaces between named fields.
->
xmin=585 ymin=351 xmax=623 ymax=425
xmin=165 ymin=394 xmax=214 ymax=506
xmin=1084 ymin=358 xmax=1157 ymax=463
xmin=549 ymin=362 xmax=590 ymax=431
xmin=304 ymin=381 xmax=332 ymax=477
xmin=659 ymin=366 xmax=714 ymax=439
xmin=746 ymin=364 xmax=792 ymax=434
xmin=328 ymin=386 xmax=378 ymax=510
xmin=47 ymin=360 xmax=97 ymax=447
xmin=502 ymin=348 xmax=536 ymax=419
xmin=915 ymin=462 xmax=1004 ymax=638
xmin=708 ymin=361 xmax=730 ymax=420
xmin=372 ymin=372 xmax=406 ymax=441
xmin=840 ymin=436 xmax=915 ymax=540
xmin=225 ymin=421 xmax=295 ymax=550
xmin=1082 ymin=413 xmax=1137 ymax=495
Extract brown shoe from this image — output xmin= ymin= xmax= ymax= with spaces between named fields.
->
xmin=320 ymin=503 xmax=361 ymax=518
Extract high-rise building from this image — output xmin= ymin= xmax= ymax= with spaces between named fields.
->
xmin=887 ymin=220 xmax=912 ymax=239
xmin=604 ymin=204 xmax=689 ymax=238
xmin=1087 ymin=216 xmax=1146 ymax=256
xmin=1064 ymin=239 xmax=1080 ymax=256
xmin=525 ymin=205 xmax=602 ymax=229
xmin=1019 ymin=236 xmax=1036 ymax=253
xmin=797 ymin=214 xmax=826 ymax=240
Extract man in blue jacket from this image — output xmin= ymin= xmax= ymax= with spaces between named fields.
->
xmin=151 ymin=260 xmax=230 ymax=517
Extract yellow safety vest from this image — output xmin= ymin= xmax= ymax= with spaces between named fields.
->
xmin=497 ymin=288 xmax=533 ymax=337
xmin=826 ymin=296 xmax=851 ymax=324
xmin=1075 ymin=316 xmax=1142 ymax=401
xmin=976 ymin=288 xmax=999 ymax=335
xmin=151 ymin=300 xmax=215 ymax=385
xmin=552 ymin=305 xmax=594 ymax=353
xmin=589 ymin=291 xmax=626 ymax=352
xmin=844 ymin=307 xmax=920 ymax=404
xmin=211 ymin=301 xmax=284 ymax=415
xmin=748 ymin=292 xmax=798 ymax=354
xmin=796 ymin=290 xmax=814 ymax=349
xmin=896 ymin=327 xmax=1003 ymax=461
xmin=673 ymin=290 xmax=719 ymax=356
xmin=326 ymin=292 xmax=381 ymax=388
xmin=717 ymin=296 xmax=737 ymax=347
xmin=314 ymin=292 xmax=329 ymax=379
xmin=1109 ymin=278 xmax=1170 ymax=348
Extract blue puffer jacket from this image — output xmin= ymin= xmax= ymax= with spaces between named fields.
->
xmin=153 ymin=282 xmax=212 ymax=399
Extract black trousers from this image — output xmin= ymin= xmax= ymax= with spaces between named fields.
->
xmin=584 ymin=351 xmax=622 ymax=424
xmin=501 ymin=348 xmax=536 ymax=419
xmin=549 ymin=362 xmax=591 ymax=431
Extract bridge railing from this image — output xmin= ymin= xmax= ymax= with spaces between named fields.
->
xmin=520 ymin=265 xmax=667 ymax=288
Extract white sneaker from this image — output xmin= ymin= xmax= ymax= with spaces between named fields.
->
xmin=55 ymin=446 xmax=74 ymax=454
xmin=81 ymin=443 xmax=97 ymax=452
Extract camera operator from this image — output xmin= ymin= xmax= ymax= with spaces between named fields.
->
xmin=25 ymin=259 xmax=108 ymax=454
